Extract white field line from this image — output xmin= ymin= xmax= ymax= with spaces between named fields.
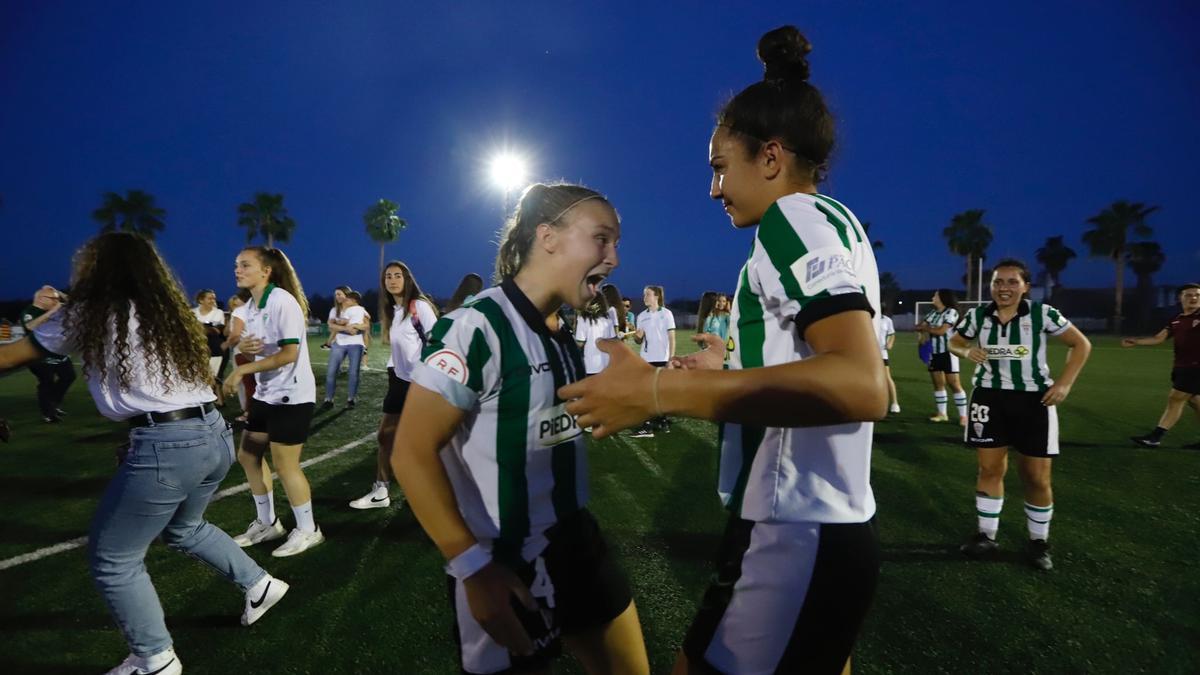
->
xmin=609 ymin=434 xmax=663 ymax=478
xmin=0 ymin=432 xmax=376 ymax=572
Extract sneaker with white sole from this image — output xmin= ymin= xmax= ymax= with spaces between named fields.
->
xmin=629 ymin=427 xmax=654 ymax=439
xmin=271 ymin=527 xmax=324 ymax=557
xmin=929 ymin=413 xmax=949 ymax=422
xmin=889 ymin=404 xmax=901 ymax=414
xmin=232 ymin=518 xmax=286 ymax=548
xmin=241 ymin=575 xmax=290 ymax=626
xmin=349 ymin=488 xmax=391 ymax=510
xmin=106 ymin=648 xmax=181 ymax=675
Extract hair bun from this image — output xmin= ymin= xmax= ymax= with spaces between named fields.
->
xmin=757 ymin=25 xmax=812 ymax=83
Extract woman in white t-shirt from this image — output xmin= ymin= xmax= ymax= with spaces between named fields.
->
xmin=877 ymin=305 xmax=900 ymax=414
xmin=321 ymin=287 xmax=370 ymax=410
xmin=631 ymin=284 xmax=675 ymax=437
xmin=349 ymin=261 xmax=438 ymax=510
xmin=0 ymin=233 xmax=288 ymax=675
xmin=222 ymin=246 xmax=323 ymax=558
xmin=192 ymin=289 xmax=225 ymax=380
xmin=221 ymin=289 xmax=255 ymax=422
xmin=575 ymin=293 xmax=617 ymax=375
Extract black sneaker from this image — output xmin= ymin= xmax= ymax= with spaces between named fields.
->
xmin=43 ymin=415 xmax=61 ymax=424
xmin=346 ymin=400 xmax=356 ymax=410
xmin=1027 ymin=539 xmax=1053 ymax=571
xmin=55 ymin=408 xmax=68 ymax=417
xmin=959 ymin=532 xmax=998 ymax=558
xmin=319 ymin=400 xmax=334 ymax=412
xmin=1130 ymin=434 xmax=1161 ymax=448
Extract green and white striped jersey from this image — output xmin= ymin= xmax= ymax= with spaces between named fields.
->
xmin=927 ymin=308 xmax=958 ymax=354
xmin=722 ymin=193 xmax=879 ymax=524
xmin=411 ymin=280 xmax=589 ymax=566
xmin=955 ymin=300 xmax=1071 ymax=392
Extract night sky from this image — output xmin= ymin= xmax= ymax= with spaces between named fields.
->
xmin=2 ymin=1 xmax=1197 ymax=310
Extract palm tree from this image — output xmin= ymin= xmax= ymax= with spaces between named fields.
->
xmin=91 ymin=190 xmax=167 ymax=239
xmin=942 ymin=209 xmax=993 ymax=301
xmin=861 ymin=221 xmax=884 ymax=251
xmin=1035 ymin=235 xmax=1077 ymax=303
xmin=364 ymin=198 xmax=407 ymax=274
xmin=236 ymin=192 xmax=295 ymax=247
xmin=1126 ymin=240 xmax=1166 ymax=331
xmin=1082 ymin=200 xmax=1157 ymax=333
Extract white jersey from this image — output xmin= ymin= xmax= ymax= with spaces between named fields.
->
xmin=877 ymin=315 xmax=895 ymax=360
xmin=388 ymin=298 xmax=438 ymax=381
xmin=573 ymin=314 xmax=617 ymax=374
xmin=192 ymin=306 xmax=225 ymax=327
xmin=723 ymin=192 xmax=879 ymax=524
xmin=242 ymin=284 xmax=316 ymax=405
xmin=410 ymin=280 xmax=589 ymax=566
xmin=229 ymin=304 xmax=248 ymax=356
xmin=330 ymin=305 xmax=369 ymax=347
xmin=955 ymin=299 xmax=1072 ymax=393
xmin=30 ymin=306 xmax=215 ymax=421
xmin=636 ymin=308 xmax=675 ymax=363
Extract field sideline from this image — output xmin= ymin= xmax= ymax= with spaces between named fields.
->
xmin=0 ymin=332 xmax=1196 ymax=673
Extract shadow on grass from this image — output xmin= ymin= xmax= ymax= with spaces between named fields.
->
xmin=881 ymin=542 xmax=1030 ymax=566
xmin=308 ymin=407 xmax=352 ymax=436
xmin=0 ymin=475 xmax=110 ymax=500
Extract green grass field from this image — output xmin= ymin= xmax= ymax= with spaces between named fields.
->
xmin=0 ymin=332 xmax=1196 ymax=673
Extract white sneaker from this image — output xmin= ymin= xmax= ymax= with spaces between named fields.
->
xmin=271 ymin=527 xmax=324 ymax=557
xmin=889 ymin=404 xmax=901 ymax=413
xmin=232 ymin=518 xmax=285 ymax=548
xmin=349 ymin=487 xmax=390 ymax=510
xmin=241 ymin=574 xmax=290 ymax=626
xmin=106 ymin=648 xmax=181 ymax=675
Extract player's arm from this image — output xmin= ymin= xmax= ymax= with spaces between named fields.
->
xmin=885 ymin=333 xmax=896 ymax=350
xmin=1121 ymin=329 xmax=1169 ymax=347
xmin=221 ymin=343 xmax=298 ymax=394
xmin=0 ymin=338 xmax=44 ymax=372
xmin=926 ymin=323 xmax=953 ymax=336
xmin=950 ymin=333 xmax=987 ymax=364
xmin=668 ymin=328 xmax=676 ymax=359
xmin=1042 ymin=325 xmax=1091 ymax=406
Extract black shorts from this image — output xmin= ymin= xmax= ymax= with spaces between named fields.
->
xmin=965 ymin=387 xmax=1058 ymax=457
xmin=1171 ymin=367 xmax=1200 ymax=396
xmin=245 ymin=399 xmax=314 ymax=445
xmin=928 ymin=351 xmax=959 ymax=373
xmin=683 ymin=516 xmax=879 ymax=675
xmin=448 ymin=509 xmax=632 ymax=674
xmin=883 ymin=357 xmax=890 ymax=367
xmin=382 ymin=368 xmax=411 ymax=415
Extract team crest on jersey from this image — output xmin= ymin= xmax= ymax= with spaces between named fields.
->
xmin=538 ymin=403 xmax=580 ymax=446
xmin=424 ymin=349 xmax=468 ymax=384
xmin=792 ymin=246 xmax=858 ymax=297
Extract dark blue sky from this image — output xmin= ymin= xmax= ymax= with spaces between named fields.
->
xmin=2 ymin=1 xmax=1197 ymax=307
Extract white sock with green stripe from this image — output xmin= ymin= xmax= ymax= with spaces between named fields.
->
xmin=1025 ymin=502 xmax=1053 ymax=540
xmin=934 ymin=390 xmax=948 ymax=415
xmin=954 ymin=391 xmax=968 ymax=418
xmin=976 ymin=494 xmax=1003 ymax=539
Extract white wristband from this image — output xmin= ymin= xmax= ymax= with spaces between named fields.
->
xmin=447 ymin=543 xmax=492 ymax=580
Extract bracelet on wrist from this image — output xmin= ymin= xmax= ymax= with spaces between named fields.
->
xmin=447 ymin=543 xmax=491 ymax=580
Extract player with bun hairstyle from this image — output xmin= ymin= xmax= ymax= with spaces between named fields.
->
xmin=392 ymin=183 xmax=648 ymax=674
xmin=223 ymin=246 xmax=325 ymax=557
xmin=562 ymin=26 xmax=885 ymax=674
xmin=950 ymin=258 xmax=1091 ymax=571
xmin=444 ymin=272 xmax=485 ymax=314
xmin=0 ymin=233 xmax=288 ymax=675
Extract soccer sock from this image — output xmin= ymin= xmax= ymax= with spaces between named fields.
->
xmin=1025 ymin=502 xmax=1053 ymax=541
xmin=934 ymin=390 xmax=948 ymax=415
xmin=292 ymin=501 xmax=316 ymax=533
xmin=954 ymin=391 xmax=968 ymax=419
xmin=253 ymin=491 xmax=275 ymax=524
xmin=373 ymin=480 xmax=389 ymax=494
xmin=976 ymin=494 xmax=1003 ymax=539
xmin=1148 ymin=426 xmax=1167 ymax=441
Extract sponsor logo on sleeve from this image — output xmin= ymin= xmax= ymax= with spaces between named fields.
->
xmin=424 ymin=349 xmax=468 ymax=385
xmin=792 ymin=246 xmax=859 ymax=297
xmin=538 ymin=403 xmax=581 ymax=446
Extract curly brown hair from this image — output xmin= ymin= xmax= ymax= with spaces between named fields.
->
xmin=66 ymin=232 xmax=211 ymax=391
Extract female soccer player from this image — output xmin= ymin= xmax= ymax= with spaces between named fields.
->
xmin=348 ymin=261 xmax=438 ymax=510
xmin=878 ymin=303 xmax=900 ymax=414
xmin=950 ymin=258 xmax=1091 ymax=571
xmin=222 ymin=289 xmax=255 ymax=424
xmin=916 ymin=289 xmax=967 ymax=424
xmin=392 ymin=182 xmax=649 ymax=675
xmin=222 ymin=246 xmax=323 ymax=557
xmin=444 ymin=272 xmax=485 ymax=314
xmin=631 ymin=285 xmax=675 ymax=437
xmin=575 ymin=292 xmax=618 ymax=375
xmin=0 ymin=233 xmax=288 ymax=675
xmin=601 ymin=282 xmax=630 ymax=338
xmin=561 ymin=26 xmax=885 ymax=674
xmin=321 ymin=286 xmax=370 ymax=410
xmin=1123 ymin=283 xmax=1200 ymax=449
xmin=192 ymin=289 xmax=225 ymax=380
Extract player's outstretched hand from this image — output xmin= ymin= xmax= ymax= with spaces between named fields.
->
xmin=32 ymin=286 xmax=65 ymax=313
xmin=222 ymin=369 xmax=244 ymax=397
xmin=1120 ymin=338 xmax=1137 ymax=348
xmin=239 ymin=335 xmax=265 ymax=356
xmin=966 ymin=347 xmax=988 ymax=364
xmin=463 ymin=562 xmax=537 ymax=657
xmin=670 ymin=333 xmax=725 ymax=370
xmin=1041 ymin=382 xmax=1071 ymax=406
xmin=559 ymin=338 xmax=654 ymax=439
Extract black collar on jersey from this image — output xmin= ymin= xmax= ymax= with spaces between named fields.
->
xmin=256 ymin=283 xmax=276 ymax=309
xmin=984 ymin=298 xmax=1031 ymax=321
xmin=500 ymin=278 xmax=574 ymax=343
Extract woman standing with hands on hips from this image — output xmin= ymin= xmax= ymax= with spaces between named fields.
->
xmin=222 ymin=246 xmax=324 ymax=557
xmin=0 ymin=233 xmax=288 ymax=675
xmin=561 ymin=26 xmax=885 ymax=674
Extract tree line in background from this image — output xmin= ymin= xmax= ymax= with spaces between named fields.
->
xmin=88 ymin=190 xmax=1169 ymax=332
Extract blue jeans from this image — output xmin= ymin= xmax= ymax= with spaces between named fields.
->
xmin=324 ymin=343 xmax=364 ymax=402
xmin=88 ymin=409 xmax=266 ymax=656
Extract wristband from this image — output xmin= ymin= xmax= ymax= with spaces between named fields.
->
xmin=447 ymin=543 xmax=492 ymax=580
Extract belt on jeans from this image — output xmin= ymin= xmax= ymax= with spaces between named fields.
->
xmin=127 ymin=402 xmax=217 ymax=428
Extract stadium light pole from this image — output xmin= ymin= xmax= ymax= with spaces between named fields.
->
xmin=489 ymin=152 xmax=528 ymax=218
